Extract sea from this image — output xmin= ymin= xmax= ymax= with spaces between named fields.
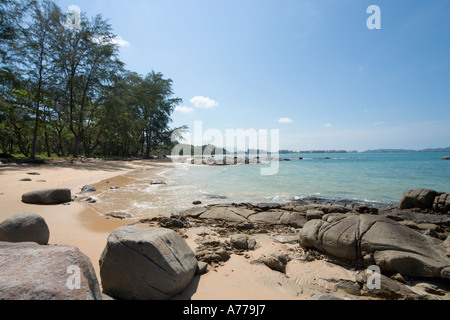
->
xmin=92 ymin=153 xmax=450 ymax=219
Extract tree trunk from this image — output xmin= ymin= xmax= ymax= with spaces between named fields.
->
xmin=145 ymin=129 xmax=152 ymax=159
xmin=73 ymin=135 xmax=81 ymax=158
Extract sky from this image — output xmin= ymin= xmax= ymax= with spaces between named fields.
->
xmin=57 ymin=0 xmax=450 ymax=152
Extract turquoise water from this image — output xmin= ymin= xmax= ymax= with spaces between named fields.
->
xmin=93 ymin=153 xmax=450 ymax=218
xmin=167 ymin=153 xmax=450 ymax=205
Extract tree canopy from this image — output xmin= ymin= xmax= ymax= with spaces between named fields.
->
xmin=0 ymin=0 xmax=183 ymax=159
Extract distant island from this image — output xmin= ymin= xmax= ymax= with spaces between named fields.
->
xmin=279 ymin=147 xmax=450 ymax=154
xmin=279 ymin=150 xmax=357 ymax=154
xmin=361 ymin=147 xmax=450 ymax=153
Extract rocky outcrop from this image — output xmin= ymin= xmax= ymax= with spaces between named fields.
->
xmin=299 ymin=214 xmax=450 ymax=279
xmin=99 ymin=226 xmax=198 ymax=300
xmin=434 ymin=193 xmax=450 ymax=214
xmin=230 ymin=234 xmax=257 ymax=250
xmin=181 ymin=203 xmax=308 ymax=227
xmin=22 ymin=188 xmax=71 ymax=205
xmin=0 ymin=213 xmax=50 ymax=245
xmin=0 ymin=242 xmax=102 ymax=300
xmin=398 ymin=189 xmax=449 ymax=214
xmin=399 ymin=189 xmax=437 ymax=210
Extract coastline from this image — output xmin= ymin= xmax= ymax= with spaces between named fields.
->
xmin=1 ymin=158 xmax=449 ymax=301
xmin=0 ymin=158 xmax=173 ymax=279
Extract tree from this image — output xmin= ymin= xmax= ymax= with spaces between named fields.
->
xmin=50 ymin=9 xmax=124 ymax=158
xmin=139 ymin=71 xmax=181 ymax=158
xmin=0 ymin=0 xmax=184 ymax=160
xmin=13 ymin=0 xmax=60 ymax=159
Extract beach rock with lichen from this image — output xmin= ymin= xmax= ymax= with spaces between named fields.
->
xmin=99 ymin=226 xmax=198 ymax=300
xmin=299 ymin=214 xmax=450 ymax=279
xmin=22 ymin=188 xmax=71 ymax=205
xmin=0 ymin=213 xmax=50 ymax=245
xmin=0 ymin=242 xmax=102 ymax=300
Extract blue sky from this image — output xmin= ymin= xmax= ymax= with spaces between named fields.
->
xmin=57 ymin=0 xmax=450 ymax=151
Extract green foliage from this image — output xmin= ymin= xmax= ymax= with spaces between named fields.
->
xmin=0 ymin=0 xmax=183 ymax=159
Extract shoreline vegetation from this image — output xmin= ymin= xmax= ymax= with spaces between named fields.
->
xmin=1 ymin=0 xmax=184 ymax=161
xmin=0 ymin=159 xmax=449 ymax=300
xmin=1 ymin=0 xmax=449 ymax=303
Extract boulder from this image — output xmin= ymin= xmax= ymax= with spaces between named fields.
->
xmin=80 ymin=185 xmax=96 ymax=194
xmin=0 ymin=213 xmax=50 ymax=245
xmin=398 ymin=189 xmax=437 ymax=210
xmin=361 ymin=272 xmax=421 ymax=300
xmin=22 ymin=188 xmax=71 ymax=205
xmin=433 ymin=193 xmax=450 ymax=214
xmin=99 ymin=226 xmax=198 ymax=300
xmin=444 ymin=236 xmax=450 ymax=257
xmin=0 ymin=242 xmax=102 ymax=300
xmin=259 ymin=254 xmax=290 ymax=273
xmin=300 ymin=215 xmax=450 ymax=279
xmin=306 ymin=209 xmax=323 ymax=221
xmin=196 ymin=248 xmax=230 ymax=265
xmin=197 ymin=206 xmax=250 ymax=224
xmin=230 ymin=234 xmax=257 ymax=250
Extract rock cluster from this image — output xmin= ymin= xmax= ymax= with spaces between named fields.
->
xmin=3 ymin=186 xmax=450 ymax=300
xmin=0 ymin=213 xmax=199 ymax=300
xmin=182 ymin=156 xmax=291 ymax=166
xmin=399 ymin=188 xmax=450 ymax=213
xmin=177 ymin=191 xmax=450 ymax=299
xmin=299 ymin=214 xmax=450 ymax=279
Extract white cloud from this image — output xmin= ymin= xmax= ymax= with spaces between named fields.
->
xmin=110 ymin=36 xmax=130 ymax=47
xmin=373 ymin=121 xmax=385 ymax=126
xmin=279 ymin=118 xmax=294 ymax=124
xmin=190 ymin=96 xmax=219 ymax=109
xmin=324 ymin=123 xmax=333 ymax=127
xmin=92 ymin=35 xmax=130 ymax=47
xmin=175 ymin=106 xmax=194 ymax=114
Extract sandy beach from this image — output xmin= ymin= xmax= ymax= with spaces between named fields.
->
xmin=1 ymin=159 xmax=448 ymax=301
xmin=0 ymin=159 xmax=168 ymax=280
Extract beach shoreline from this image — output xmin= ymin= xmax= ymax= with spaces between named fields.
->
xmin=0 ymin=158 xmax=174 ymax=279
xmin=1 ymin=158 xmax=449 ymax=301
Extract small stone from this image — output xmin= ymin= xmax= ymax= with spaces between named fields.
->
xmin=230 ymin=234 xmax=257 ymax=251
xmin=104 ymin=212 xmax=132 ymax=220
xmin=391 ymin=273 xmax=407 ymax=284
xmin=81 ymin=185 xmax=97 ymax=194
xmin=151 ymin=180 xmax=167 ymax=185
xmin=260 ymin=254 xmax=286 ymax=273
xmin=196 ymin=261 xmax=208 ymax=275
